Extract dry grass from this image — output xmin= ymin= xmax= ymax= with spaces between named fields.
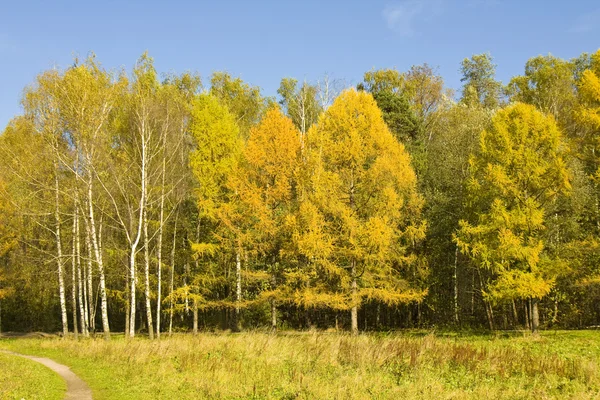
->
xmin=1 ymin=330 xmax=600 ymax=399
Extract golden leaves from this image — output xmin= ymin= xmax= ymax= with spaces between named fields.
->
xmin=456 ymin=103 xmax=570 ymax=301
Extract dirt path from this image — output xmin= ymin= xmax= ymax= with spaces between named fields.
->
xmin=2 ymin=350 xmax=92 ymax=400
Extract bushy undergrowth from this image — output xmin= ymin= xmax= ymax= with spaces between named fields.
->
xmin=2 ymin=330 xmax=600 ymax=399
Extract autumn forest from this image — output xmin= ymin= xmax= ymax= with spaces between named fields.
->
xmin=2 ymin=49 xmax=600 ymax=339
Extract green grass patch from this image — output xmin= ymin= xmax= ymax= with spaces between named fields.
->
xmin=0 ymin=351 xmax=66 ymax=400
xmin=2 ymin=330 xmax=600 ymax=399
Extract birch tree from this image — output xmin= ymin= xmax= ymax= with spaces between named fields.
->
xmin=57 ymin=58 xmax=119 ymax=340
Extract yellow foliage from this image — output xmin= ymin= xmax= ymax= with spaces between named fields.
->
xmin=190 ymin=93 xmax=242 ymax=221
xmin=291 ymin=289 xmax=351 ymax=310
xmin=456 ymin=103 xmax=570 ymax=302
xmin=488 ymin=270 xmax=553 ymax=302
xmin=235 ymin=107 xmax=301 ymax=240
xmin=296 ymin=89 xmax=426 ymax=310
xmin=191 ymin=242 xmax=220 ymax=258
xmin=576 ymin=51 xmax=600 ymax=130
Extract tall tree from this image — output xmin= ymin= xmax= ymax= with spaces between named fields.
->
xmin=277 ymin=78 xmax=322 ymax=138
xmin=56 ymin=57 xmax=120 ymax=340
xmin=304 ymin=89 xmax=427 ymax=334
xmin=21 ymin=70 xmax=73 ymax=337
xmin=234 ymin=107 xmax=302 ymax=330
xmin=460 ymin=53 xmax=503 ymax=109
xmin=189 ymin=93 xmax=244 ymax=328
xmin=210 ymin=72 xmax=266 ymax=138
xmin=507 ymin=54 xmax=577 ymax=122
xmin=422 ymin=104 xmax=491 ymax=325
xmin=455 ymin=103 xmax=571 ymax=333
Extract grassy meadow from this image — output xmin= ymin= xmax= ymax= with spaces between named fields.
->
xmin=0 ymin=350 xmax=66 ymax=400
xmin=1 ymin=330 xmax=600 ymax=399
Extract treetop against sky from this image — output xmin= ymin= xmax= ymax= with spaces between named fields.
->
xmin=1 ymin=0 xmax=599 ymax=130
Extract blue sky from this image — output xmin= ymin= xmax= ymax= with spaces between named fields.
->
xmin=1 ymin=0 xmax=599 ymax=129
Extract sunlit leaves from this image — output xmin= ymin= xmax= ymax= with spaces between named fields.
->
xmin=302 ymin=89 xmax=427 ymax=307
xmin=456 ymin=103 xmax=571 ymax=303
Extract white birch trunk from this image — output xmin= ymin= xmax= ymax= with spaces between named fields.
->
xmin=234 ymin=249 xmax=242 ymax=331
xmin=143 ymin=207 xmax=154 ymax=339
xmin=87 ymin=177 xmax=110 ymax=340
xmin=83 ymin=214 xmax=94 ymax=332
xmin=128 ymin=121 xmax=148 ymax=338
xmin=155 ymin=158 xmax=166 ymax=339
xmin=75 ymin=204 xmax=88 ymax=337
xmin=169 ymin=215 xmax=178 ymax=337
xmin=125 ymin=264 xmax=130 ymax=336
xmin=193 ymin=300 xmax=198 ymax=335
xmin=55 ymin=169 xmax=69 ymax=338
xmin=129 ymin=241 xmax=138 ymax=338
xmin=71 ymin=207 xmax=79 ymax=339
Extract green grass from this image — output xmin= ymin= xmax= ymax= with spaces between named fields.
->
xmin=0 ymin=350 xmax=66 ymax=400
xmin=2 ymin=330 xmax=600 ymax=399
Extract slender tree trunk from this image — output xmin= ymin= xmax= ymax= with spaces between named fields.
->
xmin=596 ymin=193 xmax=600 ymax=234
xmin=156 ymin=240 xmax=162 ymax=339
xmin=471 ymin=270 xmax=475 ymax=315
xmin=125 ymin=265 xmax=130 ymax=336
xmin=512 ymin=299 xmax=519 ymax=329
xmin=129 ymin=243 xmax=138 ymax=338
xmin=127 ymin=201 xmax=144 ymax=339
xmin=193 ymin=300 xmax=198 ymax=335
xmin=487 ymin=302 xmax=495 ymax=331
xmin=184 ymin=259 xmax=189 ymax=315
xmin=75 ymin=205 xmax=88 ymax=337
xmin=54 ymin=169 xmax=69 ymax=338
xmin=531 ymin=298 xmax=540 ymax=334
xmin=525 ymin=300 xmax=531 ymax=330
xmin=271 ymin=299 xmax=277 ymax=331
xmin=87 ymin=177 xmax=110 ymax=340
xmin=143 ymin=208 xmax=154 ymax=339
xmin=128 ymin=130 xmax=147 ymax=339
xmin=349 ymin=178 xmax=359 ymax=336
xmin=156 ymin=115 xmax=169 ymax=340
xmin=235 ymin=249 xmax=242 ymax=331
xmin=477 ymin=268 xmax=493 ymax=331
xmin=155 ymin=174 xmax=166 ymax=340
xmin=97 ymin=216 xmax=110 ymax=340
xmin=83 ymin=242 xmax=91 ymax=332
xmin=71 ymin=207 xmax=79 ymax=340
xmin=83 ymin=215 xmax=94 ymax=332
xmin=453 ymin=246 xmax=459 ymax=325
xmin=169 ymin=214 xmax=178 ymax=337
xmin=351 ymin=258 xmax=358 ymax=335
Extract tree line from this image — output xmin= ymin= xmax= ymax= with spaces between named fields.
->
xmin=0 ymin=49 xmax=599 ymax=338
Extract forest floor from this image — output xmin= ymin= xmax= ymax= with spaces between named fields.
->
xmin=1 ymin=330 xmax=599 ymax=399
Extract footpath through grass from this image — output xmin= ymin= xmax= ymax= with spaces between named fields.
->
xmin=0 ymin=350 xmax=66 ymax=400
xmin=1 ymin=330 xmax=600 ymax=399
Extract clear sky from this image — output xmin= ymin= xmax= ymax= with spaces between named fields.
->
xmin=1 ymin=0 xmax=599 ymax=129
